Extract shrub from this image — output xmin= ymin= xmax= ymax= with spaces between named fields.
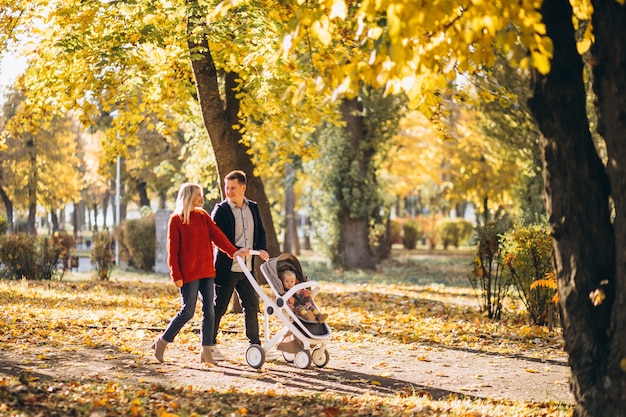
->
xmin=0 ymin=233 xmax=71 ymax=280
xmin=0 ymin=234 xmax=39 ymax=280
xmin=501 ymin=222 xmax=555 ymax=325
xmin=437 ymin=218 xmax=474 ymax=249
xmin=91 ymin=230 xmax=114 ymax=280
xmin=389 ymin=219 xmax=403 ymax=245
xmin=402 ymin=220 xmax=421 ymax=249
xmin=468 ymin=221 xmax=511 ymax=320
xmin=52 ymin=231 xmax=76 ymax=276
xmin=119 ymin=214 xmax=155 ymax=271
xmin=0 ymin=216 xmax=8 ymax=235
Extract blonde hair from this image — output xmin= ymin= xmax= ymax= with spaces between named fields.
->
xmin=174 ymin=183 xmax=202 ymax=224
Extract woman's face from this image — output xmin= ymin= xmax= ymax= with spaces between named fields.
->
xmin=193 ymin=189 xmax=204 ymax=207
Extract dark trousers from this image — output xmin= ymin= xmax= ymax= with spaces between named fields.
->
xmin=213 ymin=271 xmax=261 ymax=345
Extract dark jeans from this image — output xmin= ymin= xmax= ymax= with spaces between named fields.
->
xmin=162 ymin=278 xmax=215 ymax=346
xmin=213 ymin=271 xmax=260 ymax=345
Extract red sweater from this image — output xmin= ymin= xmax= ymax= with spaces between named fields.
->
xmin=167 ymin=208 xmax=238 ymax=284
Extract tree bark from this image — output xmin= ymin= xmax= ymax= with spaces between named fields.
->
xmin=528 ymin=0 xmax=617 ymax=415
xmin=0 ymin=186 xmax=13 ymax=233
xmin=136 ymin=181 xmax=150 ymax=208
xmin=338 ymin=97 xmax=376 ymax=270
xmin=27 ymin=135 xmax=37 ymax=235
xmin=283 ymin=164 xmax=299 ymax=255
xmin=186 ymin=1 xmax=280 ymax=257
xmin=590 ymin=0 xmax=626 ymax=410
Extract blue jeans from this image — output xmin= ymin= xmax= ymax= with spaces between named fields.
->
xmin=162 ymin=278 xmax=215 ymax=346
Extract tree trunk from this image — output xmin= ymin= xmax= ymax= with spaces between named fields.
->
xmin=283 ymin=164 xmax=299 ymax=255
xmin=527 ymin=0 xmax=618 ymax=415
xmin=186 ymin=2 xmax=280 ymax=257
xmin=338 ymin=97 xmax=375 ymax=270
xmin=50 ymin=210 xmax=59 ymax=233
xmin=0 ymin=186 xmax=13 ymax=233
xmin=590 ymin=0 xmax=626 ymax=410
xmin=136 ymin=180 xmax=150 ymax=208
xmin=27 ymin=135 xmax=37 ymax=235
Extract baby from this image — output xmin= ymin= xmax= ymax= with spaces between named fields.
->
xmin=280 ymin=269 xmax=328 ymax=324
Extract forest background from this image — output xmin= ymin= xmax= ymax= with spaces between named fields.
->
xmin=2 ymin=0 xmax=626 ymax=416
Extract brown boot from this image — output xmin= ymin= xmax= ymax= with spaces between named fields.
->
xmin=317 ymin=313 xmax=328 ymax=323
xmin=152 ymin=336 xmax=168 ymax=363
xmin=200 ymin=346 xmax=216 ymax=365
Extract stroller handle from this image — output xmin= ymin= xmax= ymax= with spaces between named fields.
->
xmin=236 ymin=249 xmax=261 ymax=259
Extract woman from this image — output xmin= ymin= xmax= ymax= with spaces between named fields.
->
xmin=152 ymin=183 xmax=248 ymax=364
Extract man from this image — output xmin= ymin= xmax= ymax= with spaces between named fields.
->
xmin=211 ymin=170 xmax=270 ymax=360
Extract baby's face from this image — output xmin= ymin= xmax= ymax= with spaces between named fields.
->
xmin=282 ymin=272 xmax=297 ymax=289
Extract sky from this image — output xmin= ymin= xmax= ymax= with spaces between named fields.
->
xmin=0 ymin=54 xmax=28 ymax=88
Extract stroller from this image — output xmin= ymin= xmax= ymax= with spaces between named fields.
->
xmin=236 ymin=251 xmax=331 ymax=369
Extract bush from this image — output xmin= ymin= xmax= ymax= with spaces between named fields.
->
xmin=402 ymin=220 xmax=421 ymax=249
xmin=469 ymin=221 xmax=511 ymax=320
xmin=501 ymin=222 xmax=555 ymax=325
xmin=52 ymin=231 xmax=76 ymax=275
xmin=119 ymin=215 xmax=155 ymax=271
xmin=0 ymin=233 xmax=71 ymax=280
xmin=437 ymin=218 xmax=474 ymax=249
xmin=0 ymin=234 xmax=39 ymax=280
xmin=389 ymin=219 xmax=403 ymax=245
xmin=0 ymin=216 xmax=8 ymax=235
xmin=91 ymin=230 xmax=114 ymax=280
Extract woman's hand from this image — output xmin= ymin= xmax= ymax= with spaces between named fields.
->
xmin=174 ymin=279 xmax=183 ymax=288
xmin=258 ymin=249 xmax=269 ymax=261
xmin=233 ymin=248 xmax=250 ymax=259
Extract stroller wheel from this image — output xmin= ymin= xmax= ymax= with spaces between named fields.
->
xmin=245 ymin=344 xmax=265 ymax=369
xmin=294 ymin=349 xmax=312 ymax=369
xmin=311 ymin=348 xmax=330 ymax=368
xmin=282 ymin=351 xmax=295 ymax=363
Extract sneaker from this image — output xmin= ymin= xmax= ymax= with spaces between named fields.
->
xmin=210 ymin=346 xmax=225 ymax=361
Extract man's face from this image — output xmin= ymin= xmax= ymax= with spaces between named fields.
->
xmin=225 ymin=178 xmax=246 ymax=206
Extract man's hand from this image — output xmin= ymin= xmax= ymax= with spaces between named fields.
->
xmin=174 ymin=279 xmax=183 ymax=288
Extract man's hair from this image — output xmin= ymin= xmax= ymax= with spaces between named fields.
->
xmin=225 ymin=170 xmax=247 ymax=185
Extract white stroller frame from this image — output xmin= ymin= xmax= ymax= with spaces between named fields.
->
xmin=236 ymin=251 xmax=331 ymax=369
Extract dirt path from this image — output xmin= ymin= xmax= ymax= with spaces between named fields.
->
xmin=1 ymin=334 xmax=572 ymax=405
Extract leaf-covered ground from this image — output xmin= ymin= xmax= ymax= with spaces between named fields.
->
xmin=0 ymin=249 xmax=573 ymax=416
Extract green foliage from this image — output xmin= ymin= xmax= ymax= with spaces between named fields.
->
xmin=469 ymin=221 xmax=511 ymax=320
xmin=119 ymin=214 xmax=156 ymax=272
xmin=437 ymin=218 xmax=474 ymax=249
xmin=0 ymin=233 xmax=70 ymax=280
xmin=0 ymin=216 xmax=7 ymax=235
xmin=501 ymin=222 xmax=555 ymax=325
xmin=402 ymin=220 xmax=421 ymax=249
xmin=91 ymin=230 xmax=114 ymax=280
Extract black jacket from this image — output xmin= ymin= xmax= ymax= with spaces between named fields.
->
xmin=211 ymin=199 xmax=267 ymax=280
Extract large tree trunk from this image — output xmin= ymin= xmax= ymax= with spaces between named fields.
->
xmin=283 ymin=164 xmax=299 ymax=255
xmin=338 ymin=98 xmax=376 ymax=270
xmin=186 ymin=2 xmax=280 ymax=257
xmin=590 ymin=0 xmax=626 ymax=410
xmin=528 ymin=0 xmax=618 ymax=415
xmin=0 ymin=186 xmax=13 ymax=233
